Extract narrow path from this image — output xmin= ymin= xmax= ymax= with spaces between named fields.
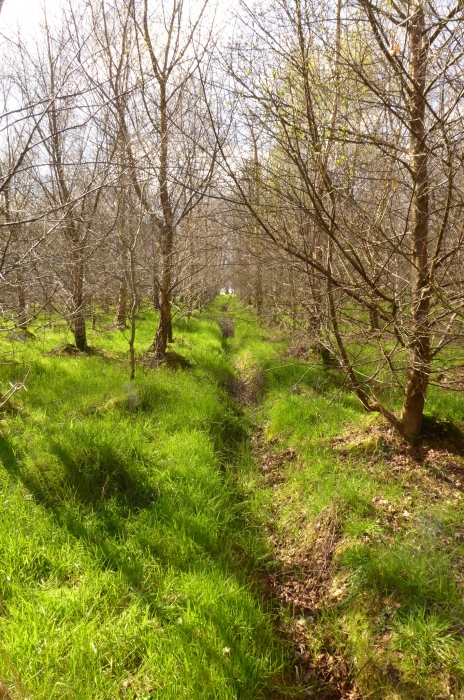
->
xmin=219 ymin=306 xmax=356 ymax=699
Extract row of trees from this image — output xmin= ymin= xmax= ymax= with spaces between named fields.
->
xmin=2 ymin=0 xmax=464 ymax=440
xmin=0 ymin=0 xmax=225 ymax=360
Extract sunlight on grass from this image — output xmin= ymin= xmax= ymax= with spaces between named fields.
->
xmin=1 ymin=299 xmax=464 ymax=698
xmin=0 ymin=300 xmax=288 ymax=699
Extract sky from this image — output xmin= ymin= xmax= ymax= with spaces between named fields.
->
xmin=0 ymin=0 xmax=231 ymax=42
xmin=1 ymin=0 xmax=65 ymax=37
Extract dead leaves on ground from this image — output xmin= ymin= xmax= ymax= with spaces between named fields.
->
xmin=251 ymin=428 xmax=357 ymax=698
xmin=333 ymin=420 xmax=464 ymax=505
xmin=251 ymin=427 xmax=297 ymax=485
xmin=228 ymin=370 xmax=264 ymax=405
xmin=269 ymin=505 xmax=343 ymax=613
xmin=253 ymin=417 xmax=464 ymax=699
xmin=0 ymin=683 xmax=12 ymax=700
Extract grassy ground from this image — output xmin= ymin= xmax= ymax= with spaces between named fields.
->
xmin=0 ymin=302 xmax=290 ymax=699
xmin=230 ymin=309 xmax=464 ymax=699
xmin=1 ymin=300 xmax=464 ymax=699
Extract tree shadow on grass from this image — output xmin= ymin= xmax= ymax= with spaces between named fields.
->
xmin=48 ymin=441 xmax=158 ymax=509
xmin=0 ymin=424 xmax=264 ymax=585
xmin=0 ymin=433 xmax=152 ymax=583
xmin=421 ymin=414 xmax=464 ymax=450
xmin=0 ymin=430 xmax=288 ymax=697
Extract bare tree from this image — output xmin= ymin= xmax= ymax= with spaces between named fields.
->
xmin=112 ymin=0 xmax=218 ymax=359
xmin=215 ymin=0 xmax=464 ymax=441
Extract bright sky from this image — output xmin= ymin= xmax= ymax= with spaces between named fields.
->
xmin=1 ymin=0 xmax=66 ymax=37
xmin=1 ymin=0 xmax=231 ymax=40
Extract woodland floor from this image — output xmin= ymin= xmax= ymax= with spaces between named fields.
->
xmin=0 ymin=298 xmax=463 ymax=698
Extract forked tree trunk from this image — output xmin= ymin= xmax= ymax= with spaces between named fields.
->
xmin=397 ymin=2 xmax=430 ymax=442
xmin=251 ymin=129 xmax=263 ymax=317
xmin=153 ymin=78 xmax=174 ymax=361
xmin=49 ymin=82 xmax=88 ymax=352
xmin=116 ymin=183 xmax=128 ymax=329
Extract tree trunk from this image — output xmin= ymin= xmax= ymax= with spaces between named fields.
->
xmin=16 ymin=268 xmax=27 ymax=331
xmin=369 ymin=305 xmax=379 ymax=331
xmin=398 ymin=2 xmax=430 ymax=442
xmin=128 ymin=243 xmax=138 ymax=381
xmin=255 ymin=263 xmax=263 ymax=316
xmin=91 ymin=300 xmax=96 ymax=330
xmin=153 ymin=226 xmax=173 ymax=360
xmin=154 ymin=288 xmax=171 ymax=359
xmin=74 ymin=309 xmax=87 ymax=351
xmin=153 ymin=78 xmax=174 ymax=361
xmin=72 ymin=256 xmax=87 ymax=351
xmin=290 ymin=266 xmax=297 ymax=330
xmin=116 ymin=179 xmax=128 ymax=329
xmin=116 ymin=278 xmax=128 ymax=328
xmin=153 ymin=261 xmax=160 ymax=310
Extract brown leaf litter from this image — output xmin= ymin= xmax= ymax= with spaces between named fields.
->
xmin=269 ymin=506 xmax=360 ymax=698
xmin=435 ymin=364 xmax=464 ymax=391
xmin=332 ymin=419 xmax=464 ymax=504
xmin=251 ymin=416 xmax=464 ymax=698
xmin=227 ymin=369 xmax=264 ymax=404
xmin=0 ymin=683 xmax=12 ymax=700
xmin=251 ymin=427 xmax=358 ymax=698
xmin=286 ymin=341 xmax=313 ymax=361
xmin=251 ymin=427 xmax=297 ymax=486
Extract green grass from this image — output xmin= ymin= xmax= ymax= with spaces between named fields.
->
xmin=2 ymin=298 xmax=464 ymax=699
xmin=233 ymin=311 xmax=464 ymax=699
xmin=0 ymin=300 xmax=289 ymax=699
